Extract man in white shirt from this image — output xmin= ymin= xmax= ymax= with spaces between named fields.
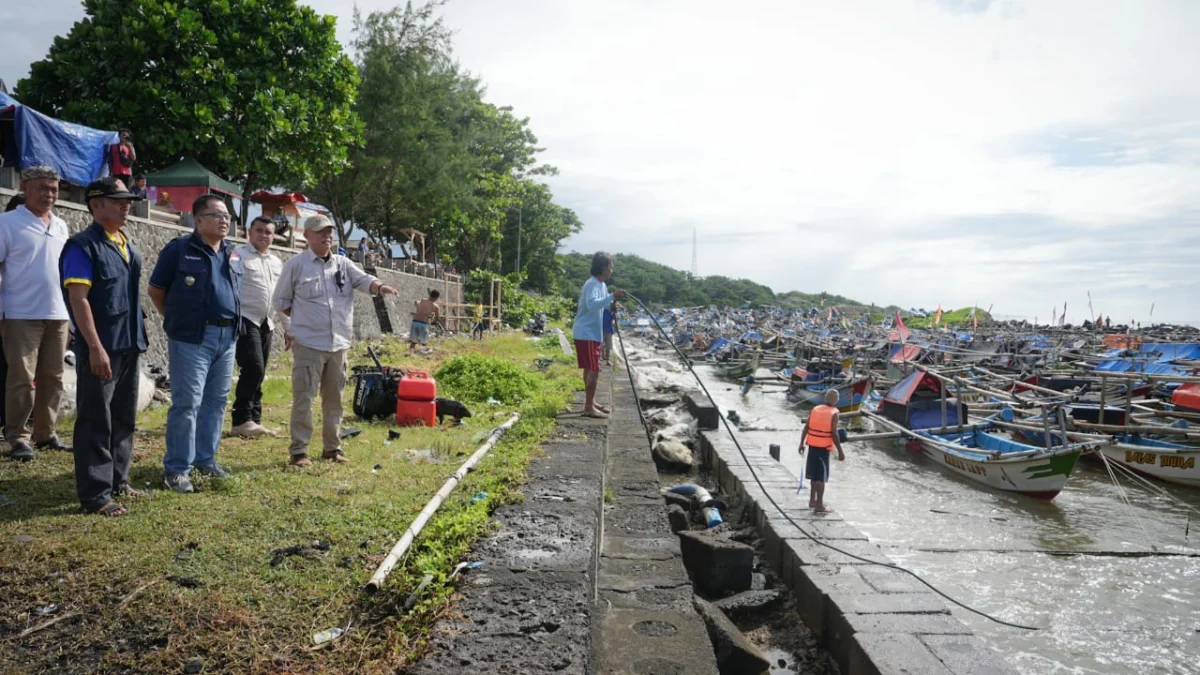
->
xmin=0 ymin=166 xmax=73 ymax=461
xmin=231 ymin=216 xmax=289 ymax=437
xmin=272 ymin=215 xmax=398 ymax=467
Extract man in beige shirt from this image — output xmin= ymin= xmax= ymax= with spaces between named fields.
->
xmin=231 ymin=216 xmax=289 ymax=437
xmin=272 ymin=215 xmax=398 ymax=467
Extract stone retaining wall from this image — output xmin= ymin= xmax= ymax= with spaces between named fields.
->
xmin=0 ymin=188 xmax=462 ymax=370
xmin=687 ymin=394 xmax=1021 ymax=675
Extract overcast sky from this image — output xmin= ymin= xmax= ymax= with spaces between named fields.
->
xmin=3 ymin=0 xmax=1198 ymax=322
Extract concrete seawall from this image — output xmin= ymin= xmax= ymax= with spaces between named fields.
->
xmin=0 ymin=188 xmax=463 ymax=371
xmin=688 ymin=394 xmax=1021 ymax=675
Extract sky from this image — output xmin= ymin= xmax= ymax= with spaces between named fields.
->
xmin=3 ymin=0 xmax=1199 ymax=323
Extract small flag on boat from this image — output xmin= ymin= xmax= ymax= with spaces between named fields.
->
xmin=934 ymin=305 xmax=943 ymax=326
xmin=1150 ymin=302 xmax=1155 ymax=317
xmin=895 ymin=310 xmax=909 ymax=342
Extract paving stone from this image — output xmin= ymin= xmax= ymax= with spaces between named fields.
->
xmin=598 ymin=556 xmax=691 ymax=593
xmin=919 ymin=635 xmax=1023 ymax=675
xmin=593 ymin=606 xmax=720 ymax=675
xmin=677 ymin=530 xmax=754 ymax=595
xmin=850 ymin=632 xmax=954 ymax=675
xmin=694 ymin=597 xmax=772 ymax=675
xmin=602 ymin=536 xmax=680 ymax=561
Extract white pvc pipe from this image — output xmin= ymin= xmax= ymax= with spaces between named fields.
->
xmin=366 ymin=413 xmax=521 ymax=593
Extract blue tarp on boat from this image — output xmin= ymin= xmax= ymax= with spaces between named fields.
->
xmin=0 ymin=92 xmax=118 ymax=187
xmin=705 ymin=338 xmax=729 ymax=356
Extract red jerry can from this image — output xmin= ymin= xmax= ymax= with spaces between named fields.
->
xmin=396 ymin=371 xmax=437 ymax=427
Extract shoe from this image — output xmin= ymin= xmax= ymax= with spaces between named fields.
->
xmin=116 ymin=484 xmax=149 ymax=499
xmin=289 ymin=454 xmax=312 ymax=468
xmin=255 ymin=423 xmax=280 ymax=437
xmin=164 ymin=473 xmax=195 ymax=493
xmin=35 ymin=437 xmax=73 ymax=452
xmin=230 ymin=421 xmax=264 ymax=437
xmin=10 ymin=442 xmax=34 ymax=462
xmin=194 ymin=463 xmax=232 ymax=479
xmin=321 ymin=450 xmax=350 ymax=463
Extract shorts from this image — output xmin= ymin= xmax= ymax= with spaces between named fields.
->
xmin=410 ymin=320 xmax=429 ymax=345
xmin=574 ymin=339 xmax=602 ymax=371
xmin=805 ymin=446 xmax=831 ymax=482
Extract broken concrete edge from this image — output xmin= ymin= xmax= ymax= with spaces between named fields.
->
xmin=696 ymin=429 xmax=1023 ymax=675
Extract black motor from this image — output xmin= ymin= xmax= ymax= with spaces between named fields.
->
xmin=352 ymin=347 xmax=404 ymax=420
xmin=525 ymin=313 xmax=547 ymax=336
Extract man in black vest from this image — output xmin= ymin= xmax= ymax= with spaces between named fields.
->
xmin=148 ymin=194 xmax=243 ymax=494
xmin=60 ymin=177 xmax=148 ymax=516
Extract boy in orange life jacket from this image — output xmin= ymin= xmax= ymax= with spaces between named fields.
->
xmin=799 ymin=389 xmax=845 ymax=513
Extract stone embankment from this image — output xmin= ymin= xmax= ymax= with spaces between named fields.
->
xmin=686 ymin=390 xmax=1024 ymax=675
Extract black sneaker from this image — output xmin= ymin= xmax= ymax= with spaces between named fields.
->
xmin=35 ymin=437 xmax=72 ymax=452
xmin=9 ymin=442 xmax=34 ymax=462
xmin=194 ymin=463 xmax=232 ymax=479
xmin=164 ymin=473 xmax=195 ymax=493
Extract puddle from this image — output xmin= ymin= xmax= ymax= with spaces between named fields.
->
xmin=764 ymin=647 xmax=798 ymax=674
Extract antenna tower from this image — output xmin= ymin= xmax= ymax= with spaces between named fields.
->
xmin=690 ymin=228 xmax=698 ymax=279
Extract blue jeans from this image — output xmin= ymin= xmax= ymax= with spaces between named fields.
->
xmin=164 ymin=325 xmax=237 ymax=475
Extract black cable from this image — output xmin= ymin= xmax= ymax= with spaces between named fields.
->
xmin=626 ymin=296 xmax=1042 ymax=631
xmin=614 ymin=317 xmax=654 ymax=448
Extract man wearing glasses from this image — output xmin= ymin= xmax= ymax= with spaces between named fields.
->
xmin=148 ymin=194 xmax=243 ymax=493
xmin=273 ymin=215 xmax=398 ymax=467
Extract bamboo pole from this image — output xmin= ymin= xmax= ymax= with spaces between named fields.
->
xmin=366 ymin=414 xmax=520 ymax=592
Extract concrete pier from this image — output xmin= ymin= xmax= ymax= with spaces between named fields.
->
xmin=690 ymin=394 xmax=1022 ymax=675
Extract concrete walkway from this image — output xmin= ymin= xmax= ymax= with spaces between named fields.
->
xmin=414 ymin=366 xmax=719 ymax=674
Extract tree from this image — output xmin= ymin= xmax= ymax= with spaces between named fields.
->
xmin=17 ymin=0 xmax=361 ymax=224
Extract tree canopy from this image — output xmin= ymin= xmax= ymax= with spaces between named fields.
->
xmin=308 ymin=1 xmax=578 ymax=286
xmin=16 ymin=0 xmax=362 ymax=218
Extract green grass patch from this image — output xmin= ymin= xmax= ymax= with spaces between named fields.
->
xmin=0 ymin=331 xmax=580 ymax=674
xmin=903 ymin=307 xmax=991 ymax=329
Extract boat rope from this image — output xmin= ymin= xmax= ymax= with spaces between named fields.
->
xmin=623 ymin=296 xmax=1043 ymax=632
xmin=1093 ymin=447 xmax=1157 ymax=551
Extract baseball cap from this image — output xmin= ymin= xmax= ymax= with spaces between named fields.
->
xmin=86 ymin=176 xmax=144 ymax=202
xmin=303 ymin=214 xmax=335 ymax=232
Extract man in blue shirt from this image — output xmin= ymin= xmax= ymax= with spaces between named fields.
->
xmin=61 ymin=177 xmax=148 ymax=516
xmin=148 ymin=194 xmax=243 ymax=493
xmin=571 ymin=252 xmax=625 ymax=418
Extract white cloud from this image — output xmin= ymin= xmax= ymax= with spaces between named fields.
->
xmin=7 ymin=0 xmax=1200 ymax=321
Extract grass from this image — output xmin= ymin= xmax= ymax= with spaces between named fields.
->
xmin=0 ymin=330 xmax=580 ymax=674
xmin=903 ymin=307 xmax=992 ymax=329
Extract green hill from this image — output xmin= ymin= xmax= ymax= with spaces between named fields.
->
xmin=904 ymin=307 xmax=992 ymax=329
xmin=559 ymin=252 xmax=898 ymax=311
xmin=560 ymin=252 xmax=775 ymax=307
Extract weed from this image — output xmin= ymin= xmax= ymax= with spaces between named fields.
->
xmin=0 ymin=331 xmax=579 ymax=674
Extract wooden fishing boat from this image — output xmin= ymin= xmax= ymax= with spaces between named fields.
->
xmin=865 ymin=411 xmax=1087 ymax=500
xmin=864 ymin=370 xmax=1089 ymax=500
xmin=787 ymin=375 xmax=872 ymax=412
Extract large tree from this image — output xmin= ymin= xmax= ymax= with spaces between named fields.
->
xmin=17 ymin=0 xmax=361 ymax=222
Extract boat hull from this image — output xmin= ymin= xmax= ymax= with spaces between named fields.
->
xmin=1094 ymin=442 xmax=1200 ymax=488
xmin=906 ymin=433 xmax=1082 ymax=500
xmin=788 ymin=377 xmax=872 ymax=412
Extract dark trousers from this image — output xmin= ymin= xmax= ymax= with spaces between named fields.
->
xmin=0 ymin=331 xmax=7 ymax=430
xmin=73 ymin=350 xmax=139 ymax=510
xmin=232 ymin=317 xmax=271 ymax=426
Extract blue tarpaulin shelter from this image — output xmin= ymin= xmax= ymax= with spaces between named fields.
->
xmin=1094 ymin=342 xmax=1200 ymax=376
xmin=0 ymin=92 xmax=118 ymax=186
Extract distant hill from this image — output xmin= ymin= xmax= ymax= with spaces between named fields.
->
xmin=560 ymin=252 xmax=775 ymax=307
xmin=559 ymin=252 xmax=895 ymax=311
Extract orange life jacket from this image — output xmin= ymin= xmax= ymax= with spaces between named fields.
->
xmin=807 ymin=404 xmax=837 ymax=448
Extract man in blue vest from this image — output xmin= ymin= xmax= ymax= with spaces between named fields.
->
xmin=148 ymin=194 xmax=243 ymax=493
xmin=60 ymin=177 xmax=148 ymax=516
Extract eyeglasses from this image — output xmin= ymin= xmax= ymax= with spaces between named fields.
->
xmin=199 ymin=212 xmax=232 ymax=221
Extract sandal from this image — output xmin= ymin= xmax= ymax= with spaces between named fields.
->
xmin=116 ymin=485 xmax=149 ymax=499
xmin=594 ymin=404 xmax=612 ymax=414
xmin=90 ymin=502 xmax=127 ymax=517
xmin=582 ymin=410 xmax=609 ymax=419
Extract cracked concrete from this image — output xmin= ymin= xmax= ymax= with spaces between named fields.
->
xmin=412 ymin=365 xmax=718 ymax=675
